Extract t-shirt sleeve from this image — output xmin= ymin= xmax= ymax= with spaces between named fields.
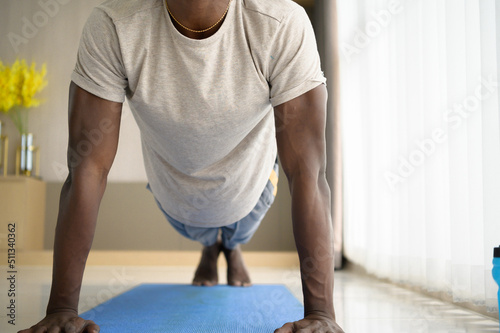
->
xmin=71 ymin=7 xmax=127 ymax=103
xmin=268 ymin=7 xmax=326 ymax=107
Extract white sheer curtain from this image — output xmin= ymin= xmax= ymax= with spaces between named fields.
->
xmin=337 ymin=0 xmax=500 ymax=311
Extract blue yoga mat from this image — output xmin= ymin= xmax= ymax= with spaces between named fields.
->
xmin=80 ymin=284 xmax=304 ymax=332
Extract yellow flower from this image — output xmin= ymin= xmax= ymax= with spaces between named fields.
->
xmin=0 ymin=59 xmax=47 ymax=134
xmin=0 ymin=59 xmax=47 ymax=112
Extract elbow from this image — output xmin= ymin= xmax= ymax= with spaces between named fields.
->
xmin=67 ymin=161 xmax=110 ymax=189
xmin=281 ymin=152 xmax=327 ymax=183
xmin=282 ymin=160 xmax=328 ymax=192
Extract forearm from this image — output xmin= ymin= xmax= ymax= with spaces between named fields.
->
xmin=289 ymin=172 xmax=335 ymax=318
xmin=46 ymin=170 xmax=107 ymax=314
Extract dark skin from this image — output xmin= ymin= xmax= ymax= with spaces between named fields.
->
xmin=20 ymin=1 xmax=344 ymax=332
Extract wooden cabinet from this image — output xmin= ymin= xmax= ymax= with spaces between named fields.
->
xmin=0 ymin=176 xmax=46 ymax=251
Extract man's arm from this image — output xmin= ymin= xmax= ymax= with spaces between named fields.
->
xmin=19 ymin=82 xmax=123 ymax=333
xmin=273 ymin=85 xmax=344 ymax=333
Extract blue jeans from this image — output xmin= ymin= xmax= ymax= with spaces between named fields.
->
xmin=151 ymin=160 xmax=278 ymax=250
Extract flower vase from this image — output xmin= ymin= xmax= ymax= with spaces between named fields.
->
xmin=16 ymin=133 xmax=39 ymax=177
xmin=0 ymin=120 xmax=8 ymax=176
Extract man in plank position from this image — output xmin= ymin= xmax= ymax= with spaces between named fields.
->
xmin=20 ymin=0 xmax=344 ymax=332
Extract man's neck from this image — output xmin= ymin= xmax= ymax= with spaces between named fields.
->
xmin=166 ymin=0 xmax=230 ymax=39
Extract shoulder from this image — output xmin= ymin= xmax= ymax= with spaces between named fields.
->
xmin=94 ymin=0 xmax=163 ymax=23
xmin=242 ymin=0 xmax=305 ymax=23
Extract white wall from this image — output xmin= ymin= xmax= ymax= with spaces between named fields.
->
xmin=0 ymin=0 xmax=147 ymax=182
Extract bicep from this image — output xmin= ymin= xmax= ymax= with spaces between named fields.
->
xmin=67 ymin=81 xmax=123 ymax=176
xmin=274 ymin=84 xmax=328 ymax=179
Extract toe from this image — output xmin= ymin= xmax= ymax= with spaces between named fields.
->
xmin=202 ymin=280 xmax=217 ymax=287
xmin=229 ymin=279 xmax=252 ymax=287
xmin=193 ymin=278 xmax=218 ymax=287
xmin=229 ymin=280 xmax=242 ymax=287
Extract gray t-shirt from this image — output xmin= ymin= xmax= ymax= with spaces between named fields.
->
xmin=71 ymin=0 xmax=326 ymax=227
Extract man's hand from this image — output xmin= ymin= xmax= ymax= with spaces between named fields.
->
xmin=18 ymin=311 xmax=99 ymax=333
xmin=274 ymin=314 xmax=344 ymax=333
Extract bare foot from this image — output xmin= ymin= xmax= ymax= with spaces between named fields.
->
xmin=192 ymin=241 xmax=222 ymax=286
xmin=222 ymin=245 xmax=252 ymax=287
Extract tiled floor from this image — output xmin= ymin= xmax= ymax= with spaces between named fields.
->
xmin=1 ymin=265 xmax=498 ymax=332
